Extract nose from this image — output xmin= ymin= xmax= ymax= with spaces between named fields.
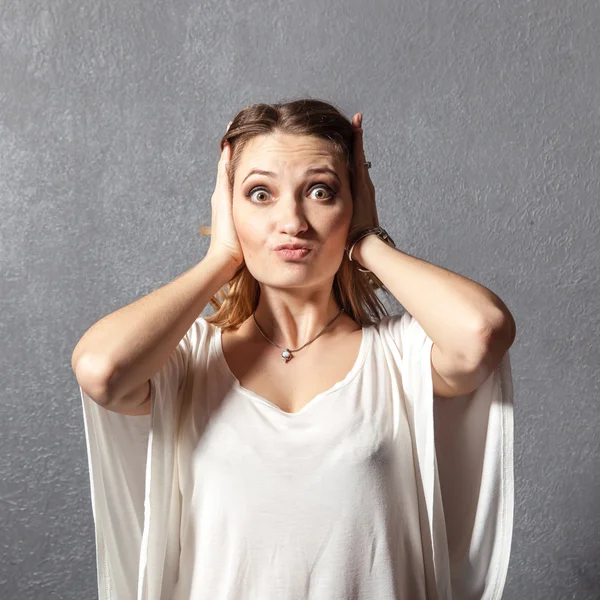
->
xmin=276 ymin=194 xmax=309 ymax=237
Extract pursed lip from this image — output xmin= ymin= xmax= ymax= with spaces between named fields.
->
xmin=274 ymin=243 xmax=312 ymax=251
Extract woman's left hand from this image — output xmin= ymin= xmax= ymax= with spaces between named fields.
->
xmin=347 ymin=113 xmax=380 ymax=250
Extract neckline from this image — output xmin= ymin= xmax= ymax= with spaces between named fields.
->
xmin=212 ymin=322 xmax=372 ymax=417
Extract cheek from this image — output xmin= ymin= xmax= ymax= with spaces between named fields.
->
xmin=232 ymin=202 xmax=261 ymax=245
xmin=316 ymin=210 xmax=352 ymax=251
xmin=330 ymin=198 xmax=354 ymax=230
xmin=231 ymin=201 xmax=246 ymax=240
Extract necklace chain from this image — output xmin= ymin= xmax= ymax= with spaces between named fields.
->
xmin=252 ymin=308 xmax=345 ymax=363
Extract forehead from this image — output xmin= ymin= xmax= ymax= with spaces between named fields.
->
xmin=239 ymin=132 xmax=341 ymax=172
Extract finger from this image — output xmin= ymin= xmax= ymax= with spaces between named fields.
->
xmin=219 ymin=142 xmax=231 ymax=184
xmin=353 ymin=119 xmax=366 ymax=181
xmin=223 ymin=121 xmax=232 ymax=168
xmin=354 ymin=115 xmax=375 ymax=187
xmin=353 ymin=115 xmax=364 ymax=155
xmin=220 ymin=141 xmax=229 ymax=162
xmin=354 ymin=128 xmax=364 ymax=163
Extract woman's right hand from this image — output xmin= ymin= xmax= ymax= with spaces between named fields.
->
xmin=206 ymin=123 xmax=244 ymax=270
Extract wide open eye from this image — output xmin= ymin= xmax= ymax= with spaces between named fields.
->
xmin=309 ymin=185 xmax=337 ymax=201
xmin=245 ymin=184 xmax=337 ymax=204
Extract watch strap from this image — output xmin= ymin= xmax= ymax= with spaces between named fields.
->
xmin=346 ymin=227 xmax=396 ymax=273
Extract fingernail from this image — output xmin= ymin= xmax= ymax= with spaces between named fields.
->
xmin=358 ymin=113 xmax=363 ymax=127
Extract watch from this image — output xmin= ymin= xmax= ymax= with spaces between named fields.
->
xmin=346 ymin=227 xmax=396 ymax=273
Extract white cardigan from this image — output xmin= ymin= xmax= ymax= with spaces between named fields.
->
xmin=79 ymin=311 xmax=514 ymax=599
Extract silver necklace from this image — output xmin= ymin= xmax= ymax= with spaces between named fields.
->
xmin=252 ymin=308 xmax=345 ymax=363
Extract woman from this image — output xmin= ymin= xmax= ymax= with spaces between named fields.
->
xmin=73 ymin=99 xmax=515 ymax=599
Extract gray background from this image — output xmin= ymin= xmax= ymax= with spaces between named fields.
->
xmin=1 ymin=0 xmax=598 ymax=598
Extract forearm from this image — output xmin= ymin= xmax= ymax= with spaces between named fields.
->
xmin=72 ymin=253 xmax=238 ymax=402
xmin=353 ymin=235 xmax=514 ymax=360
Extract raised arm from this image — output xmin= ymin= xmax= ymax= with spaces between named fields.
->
xmin=72 ymin=254 xmax=238 ymax=414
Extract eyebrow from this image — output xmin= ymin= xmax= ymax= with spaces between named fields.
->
xmin=241 ymin=167 xmax=341 ymax=186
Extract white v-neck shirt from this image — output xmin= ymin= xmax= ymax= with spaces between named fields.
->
xmin=79 ymin=309 xmax=514 ymax=600
xmin=171 ymin=319 xmax=427 ymax=600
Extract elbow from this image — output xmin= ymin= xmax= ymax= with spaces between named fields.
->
xmin=477 ymin=298 xmax=517 ymax=348
xmin=491 ymin=311 xmax=517 ymax=350
xmin=474 ymin=311 xmax=516 ymax=365
xmin=74 ymin=353 xmax=115 ymax=407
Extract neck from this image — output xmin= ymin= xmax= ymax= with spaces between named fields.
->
xmin=252 ymin=292 xmax=344 ymax=349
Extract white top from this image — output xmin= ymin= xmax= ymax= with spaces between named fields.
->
xmin=79 ymin=311 xmax=515 ymax=600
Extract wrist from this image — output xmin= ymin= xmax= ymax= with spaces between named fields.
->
xmin=349 ymin=233 xmax=381 ymax=267
xmin=204 ymin=252 xmax=242 ymax=278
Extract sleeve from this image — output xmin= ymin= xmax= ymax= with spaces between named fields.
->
xmin=380 ymin=311 xmax=515 ymax=600
xmin=78 ymin=316 xmax=207 ymax=600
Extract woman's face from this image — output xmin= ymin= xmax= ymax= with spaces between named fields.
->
xmin=232 ymin=132 xmax=353 ymax=287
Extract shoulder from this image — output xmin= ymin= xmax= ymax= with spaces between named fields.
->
xmin=374 ymin=311 xmax=411 ymax=339
xmin=375 ymin=311 xmax=430 ymax=357
xmin=171 ymin=315 xmax=216 ymax=370
xmin=376 ymin=312 xmax=406 ymax=329
xmin=186 ymin=314 xmax=215 ymax=345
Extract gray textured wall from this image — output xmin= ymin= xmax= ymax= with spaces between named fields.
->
xmin=1 ymin=0 xmax=598 ymax=598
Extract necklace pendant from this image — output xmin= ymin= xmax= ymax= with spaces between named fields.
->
xmin=281 ymin=349 xmax=292 ymax=363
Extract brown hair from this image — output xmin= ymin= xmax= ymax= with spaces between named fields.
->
xmin=200 ymin=98 xmax=391 ymax=331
